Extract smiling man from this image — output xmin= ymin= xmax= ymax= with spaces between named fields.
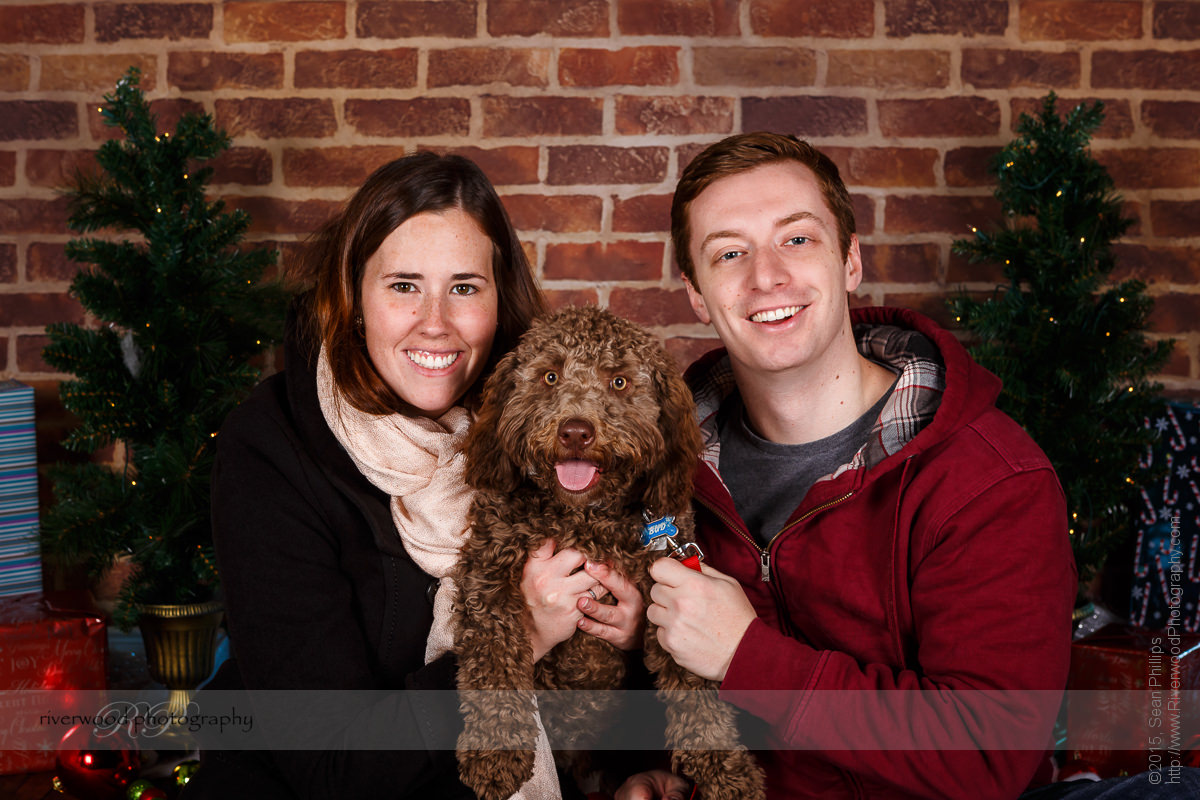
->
xmin=623 ymin=133 xmax=1080 ymax=800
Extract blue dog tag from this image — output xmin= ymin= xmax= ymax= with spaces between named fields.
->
xmin=640 ymin=514 xmax=678 ymax=548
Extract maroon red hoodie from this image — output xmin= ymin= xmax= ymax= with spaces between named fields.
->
xmin=686 ymin=306 xmax=1077 ymax=799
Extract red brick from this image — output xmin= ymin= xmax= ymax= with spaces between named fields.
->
xmin=945 ymin=147 xmax=1003 ymax=188
xmin=0 ymin=197 xmax=70 ymax=234
xmin=545 ymin=289 xmax=602 ymax=310
xmin=224 ymin=2 xmax=345 ymax=42
xmin=880 ymin=291 xmax=956 ymax=328
xmin=1142 ymin=101 xmax=1200 ymax=139
xmin=885 ymin=0 xmax=1007 ymax=36
xmin=1154 ymin=2 xmax=1200 ymax=40
xmin=1095 ymin=148 xmax=1200 ymax=190
xmin=615 ymin=96 xmax=734 ymax=136
xmin=885 ymin=195 xmax=1001 ymax=236
xmin=296 ymin=48 xmax=418 ymax=89
xmin=1020 ymin=1 xmax=1141 ymax=41
xmin=416 ymin=146 xmax=540 ymax=185
xmin=17 ymin=334 xmax=55 ymax=372
xmin=823 ymin=147 xmax=938 ymax=188
xmin=228 ymin=196 xmax=342 ymax=236
xmin=429 ymin=48 xmax=549 ymax=88
xmin=146 ymin=99 xmax=208 ymax=139
xmin=358 ymin=0 xmax=476 ymax=37
xmin=665 ymin=335 xmax=721 ymax=369
xmin=27 ymin=243 xmax=76 ymax=283
xmin=489 ymin=0 xmax=608 ymax=36
xmin=547 ymin=146 xmax=669 ymax=186
xmin=852 ymin=194 xmax=875 ymax=237
xmin=502 ymin=195 xmax=603 ymax=233
xmin=25 ymin=150 xmax=97 ymax=189
xmin=693 ymin=47 xmax=817 ymax=87
xmin=1152 ymin=201 xmax=1200 ymax=238
xmin=345 ymin=98 xmax=470 ymax=138
xmin=618 ymin=0 xmax=738 ymax=36
xmin=560 ymin=47 xmax=679 ymax=88
xmin=169 ymin=52 xmax=283 ymax=91
xmin=945 ymin=250 xmax=1007 ymax=285
xmin=0 ymin=4 xmax=84 ymax=44
xmin=0 ymin=293 xmax=85 ymax=327
xmin=962 ymin=49 xmax=1080 ymax=90
xmin=211 ymin=147 xmax=273 ymax=186
xmin=0 ymin=244 xmax=15 ymax=283
xmin=860 ymin=243 xmax=941 ymax=284
xmin=0 ymin=55 xmax=30 ymax=92
xmin=614 ymin=194 xmax=672 ymax=233
xmin=609 ymin=287 xmax=696 ymax=327
xmin=742 ymin=96 xmax=869 ymax=137
xmin=545 ymin=242 xmax=665 ymax=282
xmin=96 ymin=3 xmax=212 ymax=42
xmin=878 ymin=98 xmax=1000 ymax=138
xmin=41 ymin=55 xmax=157 ymax=93
xmin=1159 ymin=339 xmax=1190 ymax=378
xmin=284 ymin=146 xmax=409 ymax=187
xmin=827 ymin=49 xmax=949 ymax=89
xmin=750 ymin=0 xmax=872 ymax=37
xmin=217 ymin=98 xmax=337 ymax=139
xmin=1113 ymin=244 xmax=1200 ymax=285
xmin=482 ymin=97 xmax=602 ymax=138
xmin=1010 ymin=96 xmax=1135 ymax=140
xmin=1149 ymin=294 xmax=1200 ymax=334
xmin=1093 ymin=50 xmax=1200 ymax=90
xmin=0 ymin=151 xmax=15 ymax=186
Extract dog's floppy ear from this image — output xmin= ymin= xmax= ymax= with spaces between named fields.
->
xmin=643 ymin=349 xmax=703 ymax=515
xmin=464 ymin=349 xmax=522 ymax=493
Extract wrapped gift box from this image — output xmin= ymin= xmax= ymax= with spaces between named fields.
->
xmin=0 ymin=379 xmax=40 ymax=598
xmin=0 ymin=591 xmax=107 ymax=774
xmin=1066 ymin=623 xmax=1200 ymax=778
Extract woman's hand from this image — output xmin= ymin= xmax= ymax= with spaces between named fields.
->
xmin=521 ymin=539 xmax=604 ymax=662
xmin=614 ymin=770 xmax=691 ymax=800
xmin=577 ymin=559 xmax=647 ymax=651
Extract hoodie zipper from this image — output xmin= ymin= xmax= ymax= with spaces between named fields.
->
xmin=697 ymin=490 xmax=855 ymax=582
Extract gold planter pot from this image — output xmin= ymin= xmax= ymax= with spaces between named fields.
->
xmin=137 ymin=600 xmax=224 ymax=720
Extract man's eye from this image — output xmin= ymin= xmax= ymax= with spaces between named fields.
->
xmin=716 ymin=250 xmax=743 ymax=262
xmin=786 ymin=236 xmax=809 ymax=246
xmin=451 ymin=284 xmax=477 ymax=296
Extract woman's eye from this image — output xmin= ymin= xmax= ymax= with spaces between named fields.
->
xmin=543 ymin=371 xmax=558 ymax=386
xmin=389 ymin=282 xmax=416 ymax=293
xmin=451 ymin=284 xmax=478 ymax=296
xmin=610 ymin=376 xmax=628 ymax=391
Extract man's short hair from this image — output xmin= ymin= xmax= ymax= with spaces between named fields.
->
xmin=671 ymin=132 xmax=856 ymax=284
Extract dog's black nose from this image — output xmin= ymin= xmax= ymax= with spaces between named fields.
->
xmin=557 ymin=418 xmax=595 ymax=450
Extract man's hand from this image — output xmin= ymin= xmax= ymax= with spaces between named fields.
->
xmin=613 ymin=770 xmax=691 ymax=800
xmin=577 ymin=559 xmax=646 ymax=651
xmin=646 ymin=557 xmax=757 ymax=681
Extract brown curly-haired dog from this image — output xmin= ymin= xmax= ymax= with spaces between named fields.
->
xmin=452 ymin=305 xmax=764 ymax=800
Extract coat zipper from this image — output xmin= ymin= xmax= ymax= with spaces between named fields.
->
xmin=697 ymin=490 xmax=855 ymax=582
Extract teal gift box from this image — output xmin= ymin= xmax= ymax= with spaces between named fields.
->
xmin=0 ymin=380 xmax=40 ymax=597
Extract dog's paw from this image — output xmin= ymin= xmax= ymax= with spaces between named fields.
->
xmin=458 ymin=748 xmax=536 ymax=800
xmin=673 ymin=748 xmax=766 ymax=800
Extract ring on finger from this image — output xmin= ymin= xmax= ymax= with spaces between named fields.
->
xmin=587 ymin=587 xmax=598 ymax=601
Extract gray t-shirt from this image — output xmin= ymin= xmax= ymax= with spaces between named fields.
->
xmin=717 ymin=377 xmax=897 ymax=547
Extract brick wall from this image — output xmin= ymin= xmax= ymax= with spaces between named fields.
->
xmin=2 ymin=0 xmax=1199 ymax=466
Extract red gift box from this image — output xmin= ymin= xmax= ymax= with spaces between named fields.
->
xmin=0 ymin=591 xmax=107 ymax=774
xmin=1066 ymin=623 xmax=1200 ymax=778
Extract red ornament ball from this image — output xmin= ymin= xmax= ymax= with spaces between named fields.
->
xmin=54 ymin=723 xmax=140 ymax=800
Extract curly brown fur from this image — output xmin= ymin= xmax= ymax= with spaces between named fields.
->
xmin=452 ymin=306 xmax=764 ymax=800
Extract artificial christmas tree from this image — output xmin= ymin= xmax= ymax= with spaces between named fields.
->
xmin=949 ymin=93 xmax=1172 ymax=595
xmin=41 ymin=68 xmax=288 ymax=629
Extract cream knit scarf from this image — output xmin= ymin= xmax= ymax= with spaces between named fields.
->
xmin=315 ymin=346 xmax=560 ymax=800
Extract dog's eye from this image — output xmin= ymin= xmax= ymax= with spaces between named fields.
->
xmin=610 ymin=376 xmax=628 ymax=391
xmin=543 ymin=371 xmax=558 ymax=386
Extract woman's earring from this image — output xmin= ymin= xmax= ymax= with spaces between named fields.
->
xmin=354 ymin=315 xmax=364 ymax=331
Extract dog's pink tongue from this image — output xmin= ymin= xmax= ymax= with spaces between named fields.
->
xmin=555 ymin=460 xmax=598 ymax=492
